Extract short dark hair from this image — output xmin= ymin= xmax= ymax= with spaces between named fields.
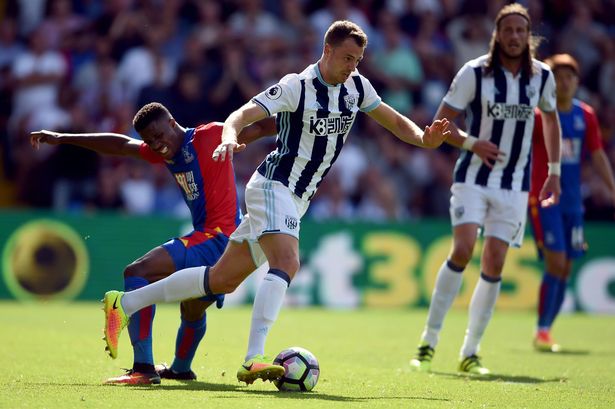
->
xmin=132 ymin=102 xmax=171 ymax=132
xmin=545 ymin=53 xmax=580 ymax=76
xmin=324 ymin=20 xmax=368 ymax=48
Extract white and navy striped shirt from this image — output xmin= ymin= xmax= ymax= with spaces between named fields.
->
xmin=444 ymin=55 xmax=557 ymax=192
xmin=252 ymin=62 xmax=381 ymax=201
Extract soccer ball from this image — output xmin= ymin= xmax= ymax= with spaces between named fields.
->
xmin=273 ymin=347 xmax=320 ymax=392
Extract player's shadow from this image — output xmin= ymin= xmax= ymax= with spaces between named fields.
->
xmin=430 ymin=371 xmax=562 ymax=384
xmin=538 ymin=349 xmax=591 ymax=356
xmin=510 ymin=348 xmax=592 ymax=356
xmin=145 ymin=381 xmax=449 ymax=402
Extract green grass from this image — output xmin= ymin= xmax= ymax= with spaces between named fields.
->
xmin=1 ymin=302 xmax=614 ymax=409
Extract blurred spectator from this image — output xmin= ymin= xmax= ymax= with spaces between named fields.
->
xmin=116 ymin=29 xmax=176 ymax=103
xmin=368 ymin=10 xmax=423 ymax=114
xmin=310 ymin=172 xmax=356 ymax=221
xmin=85 ymin=166 xmax=126 ymax=211
xmin=193 ymin=0 xmax=226 ymax=53
xmin=165 ymin=65 xmax=212 ymax=127
xmin=356 ymin=165 xmax=409 ymax=221
xmin=310 ymin=0 xmax=373 ymax=41
xmin=228 ymin=0 xmax=282 ymax=41
xmin=39 ymin=0 xmax=88 ymax=51
xmin=557 ymin=3 xmax=609 ymax=85
xmin=1 ymin=0 xmax=613 ymax=223
xmin=119 ymin=160 xmax=156 ymax=215
xmin=207 ymin=37 xmax=261 ymax=120
xmin=14 ymin=0 xmax=47 ymax=36
xmin=446 ymin=11 xmax=491 ymax=70
xmin=10 ymin=26 xmax=67 ymax=132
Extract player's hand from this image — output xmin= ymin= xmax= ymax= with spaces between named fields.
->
xmin=422 ymin=118 xmax=451 ymax=148
xmin=30 ymin=130 xmax=62 ymax=149
xmin=472 ymin=140 xmax=506 ymax=169
xmin=212 ymin=141 xmax=246 ymax=162
xmin=539 ymin=174 xmax=561 ymax=207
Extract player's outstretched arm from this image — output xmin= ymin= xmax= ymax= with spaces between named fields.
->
xmin=434 ymin=102 xmax=505 ymax=168
xmin=538 ymin=110 xmax=562 ymax=207
xmin=366 ymin=102 xmax=450 ymax=148
xmin=214 ymin=101 xmax=268 ymax=162
xmin=30 ymin=130 xmax=142 ymax=158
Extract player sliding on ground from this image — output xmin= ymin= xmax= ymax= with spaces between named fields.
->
xmin=101 ymin=19 xmax=451 ymax=386
xmin=31 ymin=103 xmax=275 ymax=384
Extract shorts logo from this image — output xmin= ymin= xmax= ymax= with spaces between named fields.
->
xmin=285 ymin=216 xmax=298 ymax=230
xmin=454 ymin=206 xmax=465 ymax=219
xmin=266 ymin=85 xmax=282 ymax=100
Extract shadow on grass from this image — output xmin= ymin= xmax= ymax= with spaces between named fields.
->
xmin=148 ymin=382 xmax=450 ymax=402
xmin=510 ymin=348 xmax=592 ymax=356
xmin=23 ymin=381 xmax=449 ymax=402
xmin=539 ymin=349 xmax=591 ymax=356
xmin=430 ymin=371 xmax=563 ymax=384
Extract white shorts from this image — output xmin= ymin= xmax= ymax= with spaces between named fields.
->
xmin=230 ymin=172 xmax=309 ymax=267
xmin=449 ymin=183 xmax=529 ymax=247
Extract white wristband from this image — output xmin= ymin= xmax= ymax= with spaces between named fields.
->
xmin=547 ymin=162 xmax=561 ymax=176
xmin=462 ymin=135 xmax=478 ymax=150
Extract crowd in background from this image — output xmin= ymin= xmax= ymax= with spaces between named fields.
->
xmin=1 ymin=0 xmax=614 ymax=221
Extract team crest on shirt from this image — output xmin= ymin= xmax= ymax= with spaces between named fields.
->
xmin=525 ymin=85 xmax=537 ymax=99
xmin=285 ymin=216 xmax=298 ymax=230
xmin=454 ymin=206 xmax=465 ymax=219
xmin=266 ymin=84 xmax=282 ymax=100
xmin=343 ymin=94 xmax=356 ymax=111
xmin=182 ymin=146 xmax=194 ymax=163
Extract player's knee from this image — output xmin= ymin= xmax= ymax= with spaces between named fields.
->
xmin=180 ymin=300 xmax=208 ymax=321
xmin=215 ymin=278 xmax=241 ymax=294
xmin=208 ymin=266 xmax=242 ymax=294
xmin=123 ymin=261 xmax=148 ymax=279
xmin=546 ymin=258 xmax=567 ymax=277
xmin=269 ymin=256 xmax=300 ymax=277
xmin=450 ymin=245 xmax=473 ymax=267
xmin=482 ymin=256 xmax=505 ymax=276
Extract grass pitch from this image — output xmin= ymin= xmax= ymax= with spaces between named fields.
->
xmin=1 ymin=302 xmax=614 ymax=409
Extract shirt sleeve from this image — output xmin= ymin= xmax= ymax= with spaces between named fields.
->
xmin=538 ymin=70 xmax=557 ymax=113
xmin=138 ymin=142 xmax=164 ymax=163
xmin=442 ymin=63 xmax=476 ymax=111
xmin=582 ymin=103 xmax=603 ymax=153
xmin=252 ymin=74 xmax=301 ymax=116
xmin=357 ymin=75 xmax=382 ymax=112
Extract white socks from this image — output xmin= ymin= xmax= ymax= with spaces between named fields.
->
xmin=421 ymin=261 xmax=464 ymax=348
xmin=245 ymin=273 xmax=289 ymax=360
xmin=460 ymin=274 xmax=501 ymax=358
xmin=121 ymin=266 xmax=207 ymax=316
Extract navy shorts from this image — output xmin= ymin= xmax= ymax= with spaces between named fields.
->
xmin=162 ymin=230 xmax=229 ymax=307
xmin=529 ymin=199 xmax=585 ymax=259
